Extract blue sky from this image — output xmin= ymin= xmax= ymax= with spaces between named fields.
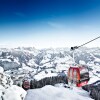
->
xmin=0 ymin=0 xmax=100 ymax=48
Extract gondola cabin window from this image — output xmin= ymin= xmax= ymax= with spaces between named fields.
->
xmin=73 ymin=70 xmax=77 ymax=82
xmin=79 ymin=67 xmax=89 ymax=82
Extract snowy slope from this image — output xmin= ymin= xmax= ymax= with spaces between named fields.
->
xmin=25 ymin=85 xmax=93 ymax=100
xmin=0 ymin=47 xmax=100 ymax=100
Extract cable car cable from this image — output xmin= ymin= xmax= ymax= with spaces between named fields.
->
xmin=71 ymin=36 xmax=100 ymax=50
xmin=78 ymin=36 xmax=100 ymax=48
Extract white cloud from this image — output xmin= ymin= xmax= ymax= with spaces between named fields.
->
xmin=47 ymin=21 xmax=64 ymax=29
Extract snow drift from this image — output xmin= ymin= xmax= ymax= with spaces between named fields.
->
xmin=25 ymin=85 xmax=93 ymax=100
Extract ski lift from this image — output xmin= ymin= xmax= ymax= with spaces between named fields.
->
xmin=68 ymin=64 xmax=89 ymax=87
xmin=22 ymin=75 xmax=30 ymax=90
xmin=68 ymin=36 xmax=100 ymax=87
xmin=22 ymin=79 xmax=30 ymax=90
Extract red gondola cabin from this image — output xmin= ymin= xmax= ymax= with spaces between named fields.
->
xmin=22 ymin=80 xmax=30 ymax=90
xmin=68 ymin=64 xmax=90 ymax=87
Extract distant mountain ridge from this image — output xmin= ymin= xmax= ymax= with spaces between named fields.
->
xmin=0 ymin=47 xmax=100 ymax=71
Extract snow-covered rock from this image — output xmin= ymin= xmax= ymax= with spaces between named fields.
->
xmin=3 ymin=85 xmax=26 ymax=100
xmin=0 ymin=71 xmax=26 ymax=100
xmin=0 ymin=67 xmax=4 ymax=73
